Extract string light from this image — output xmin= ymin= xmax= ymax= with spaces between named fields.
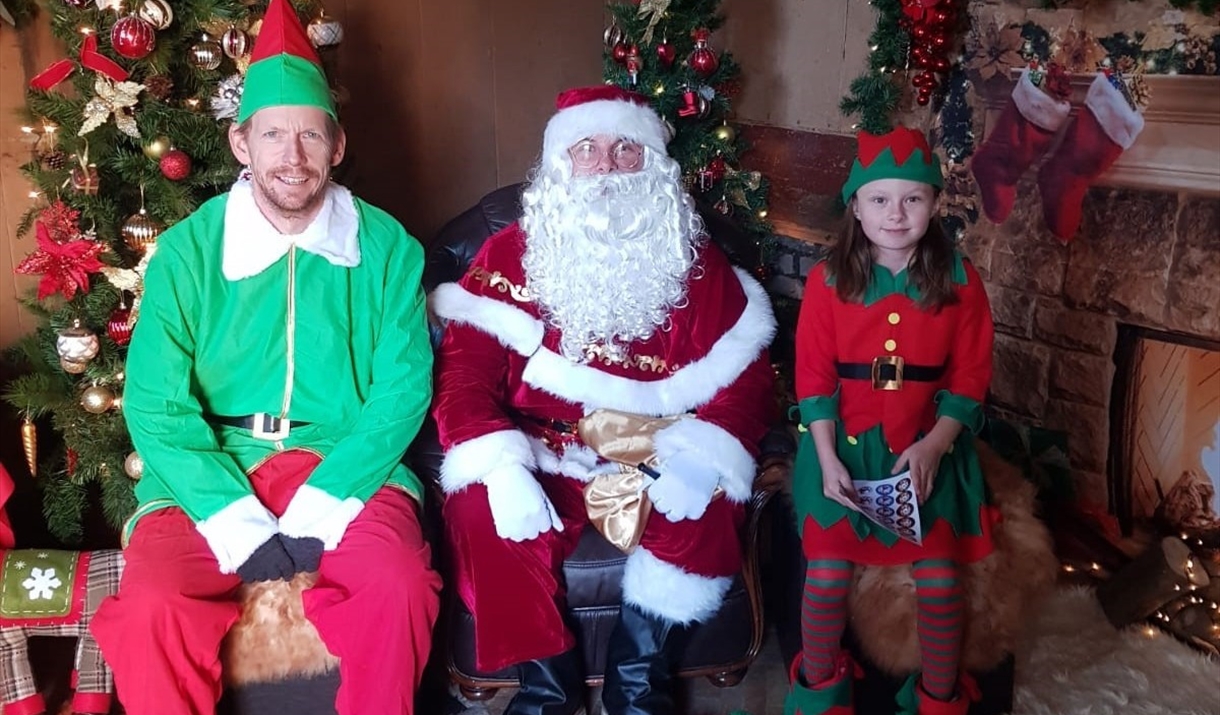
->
xmin=20 ymin=126 xmax=33 ymax=134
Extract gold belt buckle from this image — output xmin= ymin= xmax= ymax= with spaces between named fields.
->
xmin=871 ymin=355 xmax=904 ymax=391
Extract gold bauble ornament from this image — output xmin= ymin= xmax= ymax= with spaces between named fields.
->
xmin=712 ymin=123 xmax=737 ymax=143
xmin=137 ymin=0 xmax=173 ymax=30
xmin=124 ymin=451 xmax=144 ymax=480
xmin=142 ymin=135 xmax=170 ymax=160
xmin=81 ymin=384 xmax=117 ymax=414
xmin=189 ymin=38 xmax=224 ymax=71
xmin=21 ymin=417 xmax=37 ymax=477
xmin=57 ymin=319 xmax=99 ymax=368
xmin=121 ymin=208 xmax=165 ymax=255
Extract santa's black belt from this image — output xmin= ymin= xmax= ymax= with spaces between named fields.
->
xmin=208 ymin=413 xmax=312 ymax=440
xmin=519 ymin=414 xmax=578 ymax=435
xmin=836 ymin=357 xmax=944 ymax=391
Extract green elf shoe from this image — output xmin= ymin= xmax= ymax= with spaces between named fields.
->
xmin=783 ymin=652 xmax=856 ymax=715
xmin=895 ymin=672 xmax=981 ymax=715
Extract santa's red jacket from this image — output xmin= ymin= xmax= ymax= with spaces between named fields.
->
xmin=429 ymin=224 xmax=776 ymax=500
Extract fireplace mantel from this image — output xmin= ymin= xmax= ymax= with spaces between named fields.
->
xmin=984 ymin=73 xmax=1220 ymax=196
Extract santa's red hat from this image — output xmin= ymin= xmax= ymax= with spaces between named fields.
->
xmin=542 ymin=85 xmax=670 ymax=169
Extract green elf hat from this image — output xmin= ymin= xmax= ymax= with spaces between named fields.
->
xmin=840 ymin=126 xmax=943 ymax=204
xmin=236 ymin=0 xmax=335 ymax=124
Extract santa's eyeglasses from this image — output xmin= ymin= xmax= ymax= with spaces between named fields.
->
xmin=568 ymin=139 xmax=644 ymax=171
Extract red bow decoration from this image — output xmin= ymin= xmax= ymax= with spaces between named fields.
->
xmin=30 ymin=34 xmax=128 ymax=91
xmin=15 ymin=220 xmax=107 ymax=300
xmin=901 ymin=0 xmax=941 ymax=22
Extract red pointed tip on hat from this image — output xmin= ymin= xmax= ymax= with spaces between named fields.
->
xmin=555 ymin=85 xmax=650 ymax=111
xmin=249 ymin=0 xmax=322 ymax=66
xmin=857 ymin=126 xmax=933 ymax=168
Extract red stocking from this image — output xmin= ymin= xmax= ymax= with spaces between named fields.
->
xmin=970 ymin=69 xmax=1070 ymax=224
xmin=1037 ymin=72 xmax=1144 ymax=241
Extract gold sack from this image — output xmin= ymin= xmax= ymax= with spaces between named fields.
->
xmin=576 ymin=410 xmax=683 ymax=553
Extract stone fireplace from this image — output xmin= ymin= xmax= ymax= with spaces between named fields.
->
xmin=965 ymin=73 xmax=1220 ymax=514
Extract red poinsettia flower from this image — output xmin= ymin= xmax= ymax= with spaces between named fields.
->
xmin=15 ymin=220 xmax=106 ymax=300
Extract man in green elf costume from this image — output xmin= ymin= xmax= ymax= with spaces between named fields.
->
xmin=89 ymin=1 xmax=441 ymax=713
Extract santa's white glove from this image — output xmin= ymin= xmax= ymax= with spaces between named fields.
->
xmin=648 ymin=451 xmax=720 ymax=522
xmin=484 ymin=464 xmax=564 ymax=542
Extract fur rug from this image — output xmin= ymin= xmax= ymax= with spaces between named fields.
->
xmin=1014 ymin=586 xmax=1220 ymax=715
xmin=221 ymin=572 xmax=339 ymax=686
xmin=849 ymin=440 xmax=1060 ymax=673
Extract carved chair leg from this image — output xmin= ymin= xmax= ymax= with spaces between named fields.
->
xmin=706 ymin=668 xmax=747 ymax=688
xmin=459 ymin=684 xmax=500 ymax=702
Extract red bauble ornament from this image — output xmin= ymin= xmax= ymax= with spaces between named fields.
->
xmin=656 ymin=40 xmax=676 ymax=67
xmin=916 ymin=91 xmax=932 ymax=106
xmin=688 ymin=29 xmax=719 ymax=77
xmin=707 ymin=156 xmax=727 ymax=181
xmin=159 ymin=149 xmax=192 ymax=181
xmin=107 ymin=306 xmax=133 ymax=346
xmin=111 ymin=15 xmax=157 ymax=60
xmin=612 ymin=41 xmax=629 ymax=65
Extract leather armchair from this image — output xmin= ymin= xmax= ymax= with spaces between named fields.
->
xmin=411 ymin=183 xmax=791 ymax=701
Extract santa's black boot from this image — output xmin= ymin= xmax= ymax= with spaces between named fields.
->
xmin=601 ymin=602 xmax=687 ymax=715
xmin=502 ymin=648 xmax=584 ymax=715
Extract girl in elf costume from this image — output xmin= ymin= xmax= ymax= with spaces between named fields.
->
xmin=786 ymin=126 xmax=999 ymax=715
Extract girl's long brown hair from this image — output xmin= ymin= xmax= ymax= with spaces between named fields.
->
xmin=824 ymin=200 xmax=959 ymax=311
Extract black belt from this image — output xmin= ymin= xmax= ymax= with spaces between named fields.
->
xmin=520 ymin=414 xmax=578 ymax=435
xmin=836 ymin=358 xmax=944 ymax=391
xmin=209 ymin=413 xmax=311 ymax=440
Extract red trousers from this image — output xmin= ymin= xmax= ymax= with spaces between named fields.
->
xmin=444 ymin=471 xmax=743 ymax=673
xmin=90 ymin=451 xmax=442 ymax=715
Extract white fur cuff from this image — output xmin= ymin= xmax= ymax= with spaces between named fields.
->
xmin=195 ymin=495 xmax=279 ymax=574
xmin=429 ymin=282 xmax=545 ymax=357
xmin=1085 ymin=72 xmax=1144 ymax=150
xmin=278 ymin=484 xmax=364 ymax=551
xmin=440 ymin=429 xmax=536 ymax=494
xmin=1013 ymin=68 xmax=1071 ymax=132
xmin=622 ymin=547 xmax=732 ymax=625
xmin=654 ymin=417 xmax=756 ymax=502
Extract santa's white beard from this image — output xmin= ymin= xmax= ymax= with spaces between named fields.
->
xmin=521 ymin=155 xmax=705 ymax=362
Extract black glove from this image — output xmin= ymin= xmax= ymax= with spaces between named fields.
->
xmin=281 ymin=535 xmax=325 ymax=574
xmin=235 ymin=535 xmax=296 ymax=584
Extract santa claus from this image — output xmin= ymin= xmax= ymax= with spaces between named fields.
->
xmin=430 ymin=85 xmax=776 ymax=715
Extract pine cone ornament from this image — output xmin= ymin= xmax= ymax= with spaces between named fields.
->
xmin=144 ymin=74 xmax=175 ymax=101
xmin=42 ymin=150 xmax=67 ymax=171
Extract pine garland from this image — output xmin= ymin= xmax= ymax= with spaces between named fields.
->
xmin=4 ymin=0 xmax=327 ymax=542
xmin=603 ymin=0 xmax=772 ymax=245
xmin=839 ymin=0 xmax=908 ymax=134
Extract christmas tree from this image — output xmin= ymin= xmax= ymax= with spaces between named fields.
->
xmin=3 ymin=0 xmax=342 ymax=542
xmin=602 ymin=0 xmax=771 ymax=245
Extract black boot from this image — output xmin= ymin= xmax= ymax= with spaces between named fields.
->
xmin=502 ymin=647 xmax=584 ymax=715
xmin=601 ymin=602 xmax=687 ymax=715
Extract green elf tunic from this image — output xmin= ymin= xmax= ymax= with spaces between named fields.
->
xmin=122 ymin=179 xmax=433 ymax=574
xmin=792 ymin=253 xmax=999 ymax=565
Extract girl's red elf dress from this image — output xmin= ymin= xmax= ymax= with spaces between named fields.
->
xmin=793 ymin=252 xmax=1000 ymax=565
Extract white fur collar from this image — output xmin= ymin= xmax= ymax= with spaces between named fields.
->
xmin=222 ymin=178 xmax=361 ymax=281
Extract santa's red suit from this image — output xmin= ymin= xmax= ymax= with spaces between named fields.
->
xmin=430 ymin=223 xmax=775 ymax=672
